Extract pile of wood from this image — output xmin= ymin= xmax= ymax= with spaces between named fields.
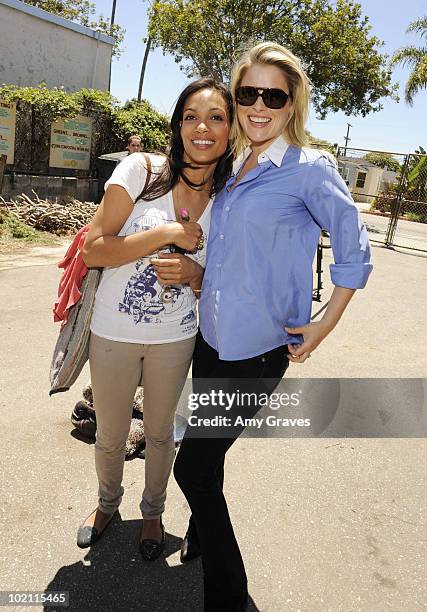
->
xmin=0 ymin=192 xmax=97 ymax=235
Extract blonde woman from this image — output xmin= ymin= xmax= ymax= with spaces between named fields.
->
xmin=174 ymin=43 xmax=372 ymax=610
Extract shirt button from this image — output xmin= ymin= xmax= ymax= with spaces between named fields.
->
xmin=220 ymin=234 xmax=224 ymax=240
xmin=225 ymin=206 xmax=230 ymax=212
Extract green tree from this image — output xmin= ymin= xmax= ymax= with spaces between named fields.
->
xmin=23 ymin=0 xmax=94 ymax=21
xmin=23 ymin=0 xmax=125 ymax=57
xmin=373 ymin=146 xmax=427 ymax=220
xmin=148 ymin=0 xmax=397 ymax=118
xmin=306 ymin=130 xmax=337 ymax=155
xmin=363 ymin=152 xmax=401 ymax=172
xmin=390 ymin=17 xmax=427 ymax=104
xmin=112 ymin=99 xmax=170 ymax=151
xmin=405 ymin=147 xmax=427 ymax=203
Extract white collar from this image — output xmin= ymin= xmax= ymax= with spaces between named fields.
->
xmin=232 ymin=135 xmax=289 ymax=175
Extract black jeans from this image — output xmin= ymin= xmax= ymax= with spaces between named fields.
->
xmin=174 ymin=331 xmax=289 ymax=612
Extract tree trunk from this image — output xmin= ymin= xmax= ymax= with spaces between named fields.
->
xmin=138 ymin=36 xmax=152 ymax=102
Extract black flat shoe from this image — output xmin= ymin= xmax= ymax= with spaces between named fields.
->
xmin=139 ymin=518 xmax=165 ymax=561
xmin=180 ymin=528 xmax=201 ymax=563
xmin=77 ymin=509 xmax=116 ymax=549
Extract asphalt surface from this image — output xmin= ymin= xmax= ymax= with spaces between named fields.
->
xmin=360 ymin=212 xmax=427 ymax=250
xmin=0 ymin=242 xmax=426 ymax=612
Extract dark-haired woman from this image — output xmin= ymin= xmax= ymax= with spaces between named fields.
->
xmin=77 ymin=78 xmax=233 ymax=560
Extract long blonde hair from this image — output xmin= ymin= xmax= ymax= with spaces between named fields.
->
xmin=230 ymin=42 xmax=311 ymax=156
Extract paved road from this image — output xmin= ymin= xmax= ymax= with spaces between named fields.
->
xmin=0 ymin=245 xmax=426 ymax=612
xmin=360 ymin=212 xmax=427 ymax=250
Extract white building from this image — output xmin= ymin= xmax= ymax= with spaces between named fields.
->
xmin=0 ymin=0 xmax=115 ymax=92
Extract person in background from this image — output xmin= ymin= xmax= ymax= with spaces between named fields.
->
xmin=127 ymin=135 xmax=142 ymax=154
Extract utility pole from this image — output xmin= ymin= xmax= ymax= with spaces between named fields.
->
xmin=111 ymin=0 xmax=117 ymax=24
xmin=108 ymin=0 xmax=117 ymax=92
xmin=137 ymin=36 xmax=152 ymax=102
xmin=343 ymin=123 xmax=352 ymax=156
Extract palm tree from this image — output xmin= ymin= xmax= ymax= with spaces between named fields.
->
xmin=391 ymin=17 xmax=427 ymax=104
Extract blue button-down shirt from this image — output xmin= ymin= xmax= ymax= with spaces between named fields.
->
xmin=199 ymin=136 xmax=373 ymax=360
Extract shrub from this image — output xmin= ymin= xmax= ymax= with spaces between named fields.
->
xmin=405 ymin=211 xmax=427 ymax=223
xmin=112 ymin=99 xmax=170 ymax=152
xmin=0 ymin=84 xmax=171 ymax=173
xmin=371 ymin=181 xmax=399 ymax=213
xmin=372 ymin=192 xmax=394 ymax=213
xmin=0 ymin=209 xmax=38 ymax=240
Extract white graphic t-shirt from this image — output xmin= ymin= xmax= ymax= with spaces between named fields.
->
xmin=90 ymin=153 xmax=212 ymax=344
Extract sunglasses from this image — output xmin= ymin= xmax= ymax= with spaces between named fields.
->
xmin=236 ymin=86 xmax=290 ymax=109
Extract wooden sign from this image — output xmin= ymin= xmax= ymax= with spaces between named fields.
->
xmin=0 ymin=100 xmax=17 ymax=164
xmin=49 ymin=115 xmax=92 ymax=170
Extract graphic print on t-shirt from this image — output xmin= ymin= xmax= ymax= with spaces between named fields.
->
xmin=122 ymin=209 xmax=166 ymax=236
xmin=118 ymin=259 xmax=185 ymax=325
xmin=91 ymin=156 xmax=204 ymax=342
xmin=117 ymin=209 xmax=184 ymax=325
xmin=181 ymin=309 xmax=196 ymax=325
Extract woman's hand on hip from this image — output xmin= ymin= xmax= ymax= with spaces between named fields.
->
xmin=151 ymin=253 xmax=204 ymax=286
xmin=285 ymin=286 xmax=356 ymax=363
xmin=285 ymin=321 xmax=332 ymax=363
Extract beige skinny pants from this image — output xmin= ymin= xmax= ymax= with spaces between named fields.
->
xmin=89 ymin=332 xmax=195 ymax=518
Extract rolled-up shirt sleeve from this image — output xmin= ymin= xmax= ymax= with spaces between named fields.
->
xmin=304 ymin=154 xmax=373 ymax=289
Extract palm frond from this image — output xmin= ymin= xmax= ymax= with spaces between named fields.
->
xmin=405 ymin=69 xmax=427 ymax=104
xmin=407 ymin=16 xmax=427 ymax=37
xmin=390 ymin=45 xmax=426 ymax=68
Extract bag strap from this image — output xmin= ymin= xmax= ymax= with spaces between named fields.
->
xmin=142 ymin=152 xmax=152 ymax=192
xmin=136 ymin=152 xmax=152 ymax=202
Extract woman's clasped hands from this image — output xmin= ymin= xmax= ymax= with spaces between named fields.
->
xmin=167 ymin=220 xmax=203 ymax=252
xmin=151 ymin=252 xmax=203 ymax=288
xmin=150 ymin=220 xmax=204 ymax=289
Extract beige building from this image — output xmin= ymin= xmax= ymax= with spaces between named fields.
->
xmin=0 ymin=0 xmax=114 ymax=92
xmin=337 ymin=157 xmax=397 ymax=204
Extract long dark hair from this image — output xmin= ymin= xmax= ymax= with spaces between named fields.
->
xmin=140 ymin=78 xmax=234 ymax=201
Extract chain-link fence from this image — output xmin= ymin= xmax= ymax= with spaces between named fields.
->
xmin=384 ymin=152 xmax=427 ymax=250
xmin=335 ymin=147 xmax=427 ymax=252
xmin=309 ymin=144 xmax=427 ymax=301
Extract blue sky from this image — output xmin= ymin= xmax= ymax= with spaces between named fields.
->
xmin=94 ymin=0 xmax=427 ymax=153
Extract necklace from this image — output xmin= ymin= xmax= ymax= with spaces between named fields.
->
xmin=159 ymin=181 xmax=209 ymax=304
xmin=174 ymin=179 xmax=211 ymax=222
xmin=174 ymin=180 xmax=208 ymax=251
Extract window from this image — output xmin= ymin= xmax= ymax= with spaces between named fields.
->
xmin=338 ymin=165 xmax=350 ymax=183
xmin=356 ymin=171 xmax=367 ymax=188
